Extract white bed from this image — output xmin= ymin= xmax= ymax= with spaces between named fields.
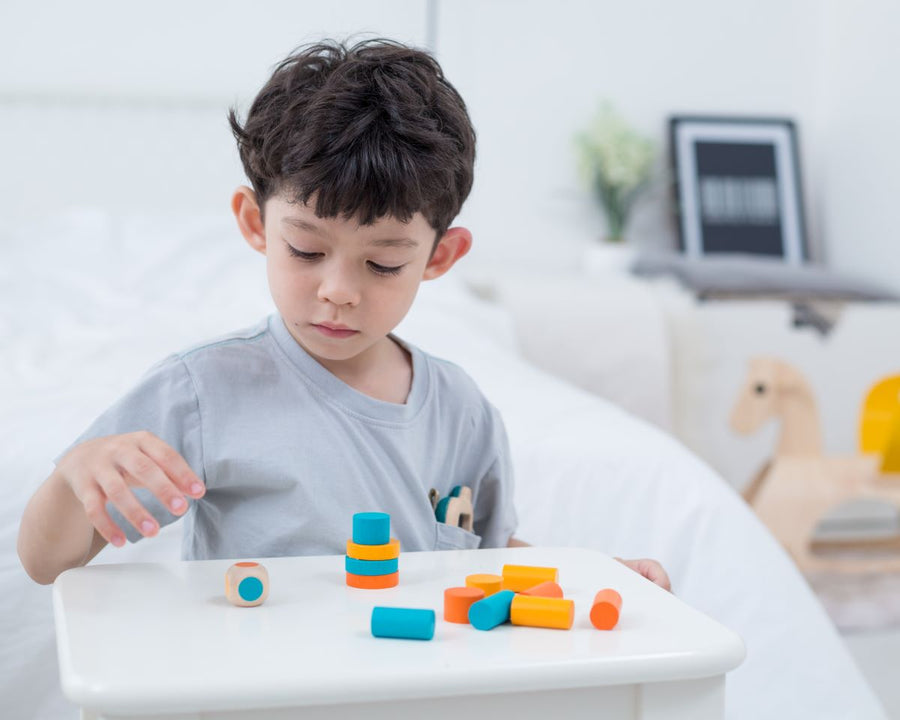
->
xmin=0 ymin=209 xmax=887 ymax=719
xmin=0 ymin=4 xmax=887 ymax=716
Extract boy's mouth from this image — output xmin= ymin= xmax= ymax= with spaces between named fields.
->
xmin=312 ymin=323 xmax=359 ymax=339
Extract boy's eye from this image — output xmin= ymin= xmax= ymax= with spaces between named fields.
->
xmin=286 ymin=245 xmax=321 ymax=261
xmin=285 ymin=242 xmax=404 ymax=276
xmin=367 ymin=261 xmax=405 ymax=276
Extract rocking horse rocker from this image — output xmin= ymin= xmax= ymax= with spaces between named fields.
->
xmin=730 ymin=356 xmax=900 ymax=574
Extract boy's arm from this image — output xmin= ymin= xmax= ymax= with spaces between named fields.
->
xmin=18 ymin=469 xmax=105 ymax=585
xmin=507 ymin=536 xmax=530 ymax=547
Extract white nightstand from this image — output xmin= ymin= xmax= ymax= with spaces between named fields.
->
xmin=53 ymin=546 xmax=744 ymax=719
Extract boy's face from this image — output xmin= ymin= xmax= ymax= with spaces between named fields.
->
xmin=233 ymin=188 xmax=471 ymax=371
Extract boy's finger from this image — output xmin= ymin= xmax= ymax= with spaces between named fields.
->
xmin=119 ymin=448 xmax=190 ymax=517
xmin=80 ymin=486 xmax=127 ymax=547
xmin=137 ymin=432 xmax=205 ymax=498
xmin=95 ymin=469 xmax=159 ymax=538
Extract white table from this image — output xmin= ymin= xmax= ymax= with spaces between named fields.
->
xmin=53 ymin=546 xmax=745 ymax=719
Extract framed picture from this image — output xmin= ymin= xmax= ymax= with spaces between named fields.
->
xmin=669 ymin=115 xmax=808 ymax=263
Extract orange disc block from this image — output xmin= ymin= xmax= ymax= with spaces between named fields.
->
xmin=444 ymin=587 xmax=486 ymax=623
xmin=466 ymin=573 xmax=503 ymax=596
xmin=518 ymin=581 xmax=564 ymax=598
xmin=590 ymin=588 xmax=622 ymax=630
xmin=346 ymin=571 xmax=399 ymax=589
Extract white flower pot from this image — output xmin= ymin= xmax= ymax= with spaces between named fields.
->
xmin=583 ymin=243 xmax=635 ymax=276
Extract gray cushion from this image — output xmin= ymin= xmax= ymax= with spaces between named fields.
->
xmin=632 ymin=253 xmax=898 ymax=302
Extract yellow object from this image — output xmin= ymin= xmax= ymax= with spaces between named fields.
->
xmin=346 ymin=537 xmax=400 ymax=561
xmin=465 ymin=573 xmax=503 ymax=596
xmin=501 ymin=564 xmax=559 ymax=592
xmin=859 ymin=375 xmax=900 ymax=472
xmin=510 ymin=595 xmax=574 ymax=630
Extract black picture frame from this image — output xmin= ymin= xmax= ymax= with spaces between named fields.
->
xmin=669 ymin=115 xmax=808 ymax=263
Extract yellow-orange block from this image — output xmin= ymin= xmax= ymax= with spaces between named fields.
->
xmin=465 ymin=573 xmax=503 ymax=596
xmin=518 ymin=581 xmax=564 ymax=598
xmin=501 ymin=564 xmax=559 ymax=592
xmin=346 ymin=537 xmax=401 ymax=561
xmin=510 ymin=594 xmax=574 ymax=630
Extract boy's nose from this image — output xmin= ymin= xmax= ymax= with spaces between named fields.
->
xmin=316 ymin=266 xmax=361 ymax=307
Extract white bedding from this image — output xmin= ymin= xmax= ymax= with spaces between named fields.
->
xmin=0 ymin=210 xmax=886 ymax=719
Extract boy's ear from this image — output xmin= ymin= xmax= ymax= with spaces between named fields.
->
xmin=423 ymin=227 xmax=472 ymax=280
xmin=232 ymin=186 xmax=267 ymax=255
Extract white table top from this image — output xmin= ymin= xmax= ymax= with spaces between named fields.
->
xmin=53 ymin=546 xmax=745 ymax=716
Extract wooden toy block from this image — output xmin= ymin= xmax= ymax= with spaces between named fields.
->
xmin=345 ymin=556 xmax=399 ymax=576
xmin=371 ymin=607 xmax=435 ymax=640
xmin=590 ymin=589 xmax=622 ymax=630
xmin=352 ymin=512 xmax=391 ymax=545
xmin=346 ymin=571 xmax=399 ymax=589
xmin=501 ymin=564 xmax=558 ymax=592
xmin=518 ymin=581 xmax=564 ymax=598
xmin=468 ymin=590 xmax=515 ymax=631
xmin=346 ymin=537 xmax=401 ymax=561
xmin=465 ymin=573 xmax=503 ymax=596
xmin=435 ymin=486 xmax=474 ymax=532
xmin=225 ymin=562 xmax=269 ymax=607
xmin=443 ymin=586 xmax=485 ymax=623
xmin=510 ymin=594 xmax=574 ymax=630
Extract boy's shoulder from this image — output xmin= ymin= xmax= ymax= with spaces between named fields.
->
xmin=406 ymin=339 xmax=497 ymax=420
xmin=175 ymin=316 xmax=272 ymax=361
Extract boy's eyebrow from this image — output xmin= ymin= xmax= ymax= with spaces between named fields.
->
xmin=281 ymin=216 xmax=419 ymax=248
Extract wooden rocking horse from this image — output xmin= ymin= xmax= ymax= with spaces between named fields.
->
xmin=730 ymin=356 xmax=900 ymax=573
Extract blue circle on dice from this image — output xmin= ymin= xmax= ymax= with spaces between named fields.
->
xmin=238 ymin=576 xmax=264 ymax=602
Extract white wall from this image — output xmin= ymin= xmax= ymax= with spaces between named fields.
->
xmin=2 ymin=0 xmax=898 ymax=291
xmin=812 ymin=0 xmax=900 ymax=293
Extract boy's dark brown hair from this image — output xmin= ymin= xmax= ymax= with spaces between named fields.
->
xmin=228 ymin=38 xmax=476 ymax=245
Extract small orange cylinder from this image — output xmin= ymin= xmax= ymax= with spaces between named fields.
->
xmin=501 ymin=564 xmax=558 ymax=592
xmin=510 ymin=594 xmax=574 ymax=630
xmin=444 ymin=586 xmax=486 ymax=623
xmin=466 ymin=573 xmax=503 ymax=596
xmin=590 ymin=588 xmax=622 ymax=630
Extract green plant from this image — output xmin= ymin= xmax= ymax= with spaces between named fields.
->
xmin=575 ymin=102 xmax=655 ymax=243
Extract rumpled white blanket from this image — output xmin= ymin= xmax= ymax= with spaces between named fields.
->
xmin=0 ymin=210 xmax=885 ymax=719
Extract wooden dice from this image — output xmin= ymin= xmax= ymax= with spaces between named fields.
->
xmin=225 ymin=561 xmax=269 ymax=607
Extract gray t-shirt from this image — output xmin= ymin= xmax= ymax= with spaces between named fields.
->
xmin=59 ymin=314 xmax=517 ymax=560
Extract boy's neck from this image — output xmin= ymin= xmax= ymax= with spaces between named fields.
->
xmin=319 ymin=335 xmax=413 ymax=405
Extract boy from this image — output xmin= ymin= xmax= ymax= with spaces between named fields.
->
xmin=18 ymin=38 xmax=669 ymax=591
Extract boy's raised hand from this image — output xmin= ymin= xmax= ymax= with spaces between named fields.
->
xmin=55 ymin=431 xmax=205 ymax=548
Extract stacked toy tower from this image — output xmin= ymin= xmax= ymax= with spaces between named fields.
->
xmin=346 ymin=512 xmax=400 ymax=589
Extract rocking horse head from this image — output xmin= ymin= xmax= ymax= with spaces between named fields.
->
xmin=730 ymin=356 xmax=823 ymax=456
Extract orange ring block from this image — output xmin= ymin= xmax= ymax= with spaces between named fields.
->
xmin=510 ymin=594 xmax=574 ymax=630
xmin=518 ymin=581 xmax=564 ymax=598
xmin=590 ymin=588 xmax=622 ymax=630
xmin=346 ymin=571 xmax=399 ymax=589
xmin=501 ymin=564 xmax=559 ymax=592
xmin=465 ymin=573 xmax=503 ymax=596
xmin=346 ymin=537 xmax=401 ymax=561
xmin=444 ymin=586 xmax=486 ymax=623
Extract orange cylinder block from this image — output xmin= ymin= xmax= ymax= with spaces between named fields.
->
xmin=590 ymin=588 xmax=622 ymax=630
xmin=518 ymin=581 xmax=564 ymax=598
xmin=444 ymin=586 xmax=486 ymax=623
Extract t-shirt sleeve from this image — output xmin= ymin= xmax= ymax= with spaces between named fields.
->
xmin=472 ymin=403 xmax=518 ymax=548
xmin=54 ymin=354 xmax=204 ymax=544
